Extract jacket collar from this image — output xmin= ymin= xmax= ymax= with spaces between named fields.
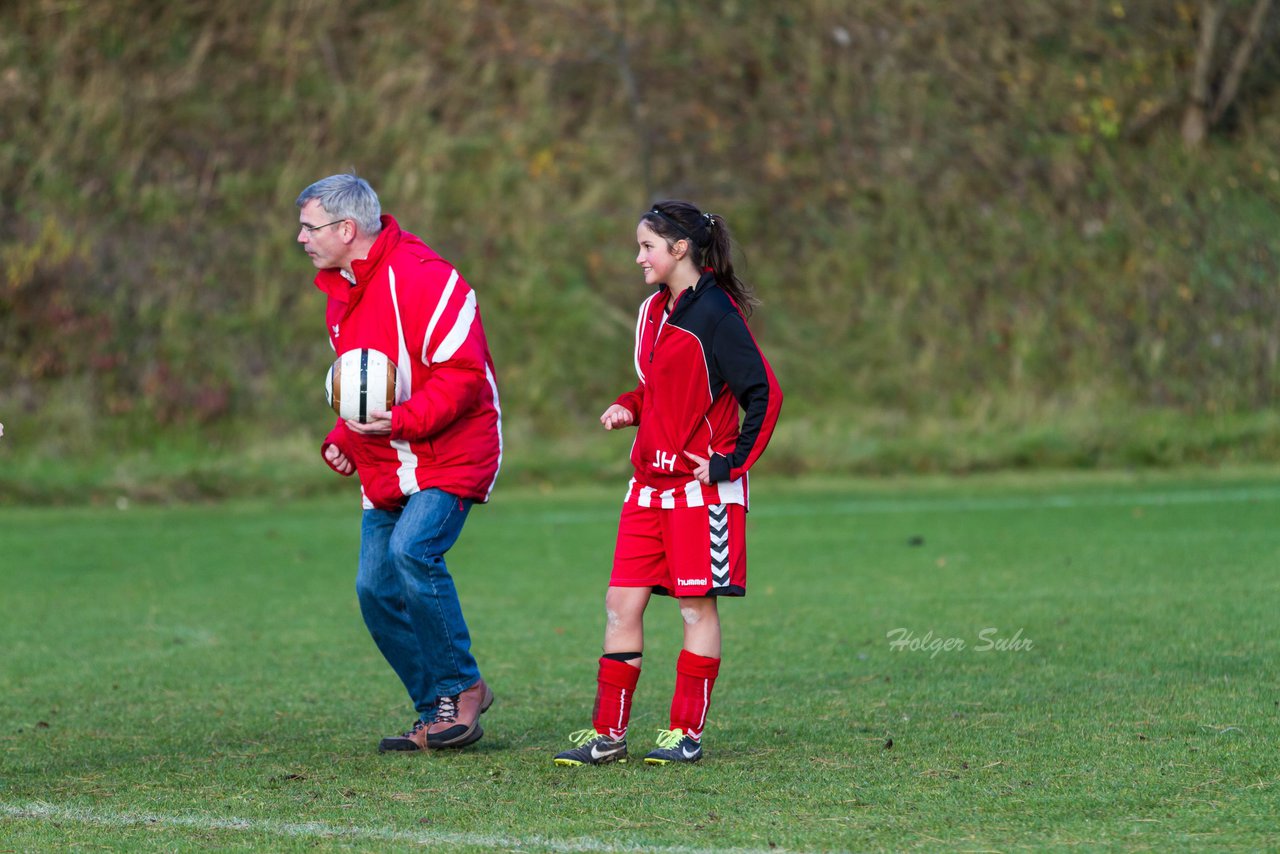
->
xmin=349 ymin=214 xmax=402 ymax=285
xmin=662 ymin=270 xmax=717 ymax=316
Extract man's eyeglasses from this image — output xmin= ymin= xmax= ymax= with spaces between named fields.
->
xmin=300 ymin=219 xmax=347 ymax=233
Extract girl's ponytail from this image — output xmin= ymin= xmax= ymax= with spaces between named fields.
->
xmin=642 ymin=201 xmax=759 ymax=317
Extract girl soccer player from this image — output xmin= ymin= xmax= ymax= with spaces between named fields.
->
xmin=553 ymin=201 xmax=782 ymax=766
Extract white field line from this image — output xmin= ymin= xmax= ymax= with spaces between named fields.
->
xmin=0 ymin=801 xmax=796 ymax=854
xmin=522 ymin=484 xmax=1280 ymax=525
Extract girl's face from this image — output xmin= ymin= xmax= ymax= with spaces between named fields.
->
xmin=635 ymin=221 xmax=682 ymax=287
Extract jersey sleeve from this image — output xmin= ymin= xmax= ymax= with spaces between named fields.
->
xmin=321 ymin=420 xmax=356 ymax=477
xmin=708 ymin=312 xmax=782 ymax=483
xmin=614 ymin=383 xmax=644 ymax=424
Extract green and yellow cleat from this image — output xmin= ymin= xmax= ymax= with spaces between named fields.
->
xmin=553 ymin=729 xmax=629 ymax=766
xmin=643 ymin=728 xmax=702 ymax=765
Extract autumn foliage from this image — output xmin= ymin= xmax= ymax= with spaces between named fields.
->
xmin=1 ymin=1 xmax=1278 ymax=471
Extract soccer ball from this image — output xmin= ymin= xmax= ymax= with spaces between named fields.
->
xmin=326 ymin=348 xmax=398 ymax=423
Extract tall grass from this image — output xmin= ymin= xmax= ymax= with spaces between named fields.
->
xmin=1 ymin=1 xmax=1278 ymax=473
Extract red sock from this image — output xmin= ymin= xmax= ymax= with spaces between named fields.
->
xmin=669 ymin=650 xmax=721 ymax=741
xmin=592 ymin=657 xmax=641 ymax=740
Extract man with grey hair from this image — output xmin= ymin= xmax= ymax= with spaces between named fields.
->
xmin=296 ymin=173 xmax=503 ymax=751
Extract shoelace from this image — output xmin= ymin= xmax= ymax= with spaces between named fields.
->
xmin=399 ymin=719 xmax=427 ymax=738
xmin=653 ymin=728 xmax=685 ymax=749
xmin=435 ymin=694 xmax=459 ymax=723
xmin=566 ymin=728 xmax=604 ymax=747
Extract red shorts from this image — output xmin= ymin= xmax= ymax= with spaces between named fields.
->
xmin=611 ymin=501 xmax=747 ymax=597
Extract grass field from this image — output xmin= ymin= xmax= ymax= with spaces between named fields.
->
xmin=2 ymin=471 xmax=1278 ymax=852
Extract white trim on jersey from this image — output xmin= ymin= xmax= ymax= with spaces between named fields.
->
xmin=480 ymin=362 xmax=503 ymax=502
xmin=387 ymin=265 xmax=422 ymax=496
xmin=716 ymin=475 xmax=746 ymax=506
xmin=393 ymin=437 xmax=419 ymax=496
xmin=632 ymin=291 xmax=662 ymax=384
xmin=625 ymin=475 xmax=747 ymax=509
xmin=663 ymin=320 xmax=713 ymax=400
xmin=421 ymin=269 xmax=460 ymax=366
xmin=431 ymin=289 xmax=477 ymax=364
xmin=387 ymin=269 xmax=412 ymax=403
xmin=656 ymin=302 xmax=671 ymax=337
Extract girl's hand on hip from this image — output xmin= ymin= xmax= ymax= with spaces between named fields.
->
xmin=684 ymin=452 xmax=711 ymax=485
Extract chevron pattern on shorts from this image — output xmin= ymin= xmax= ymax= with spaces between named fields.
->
xmin=708 ymin=504 xmax=730 ymax=588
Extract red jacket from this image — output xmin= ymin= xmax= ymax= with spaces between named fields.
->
xmin=316 ymin=216 xmax=502 ymax=509
xmin=615 ymin=274 xmax=782 ymax=509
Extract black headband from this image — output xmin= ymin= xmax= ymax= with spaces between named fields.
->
xmin=648 ymin=207 xmax=711 ymax=248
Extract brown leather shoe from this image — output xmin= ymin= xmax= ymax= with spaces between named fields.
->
xmin=426 ymin=678 xmax=494 ymax=748
xmin=378 ymin=719 xmax=429 ymax=752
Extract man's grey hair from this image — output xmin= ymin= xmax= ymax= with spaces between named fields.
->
xmin=296 ymin=174 xmax=382 ymax=235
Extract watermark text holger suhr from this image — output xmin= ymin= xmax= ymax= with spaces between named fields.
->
xmin=886 ymin=627 xmax=1034 ymax=659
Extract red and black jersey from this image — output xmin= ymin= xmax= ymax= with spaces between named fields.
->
xmin=614 ymin=272 xmax=782 ymax=509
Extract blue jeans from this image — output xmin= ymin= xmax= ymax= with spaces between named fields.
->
xmin=356 ymin=488 xmax=480 ymax=722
